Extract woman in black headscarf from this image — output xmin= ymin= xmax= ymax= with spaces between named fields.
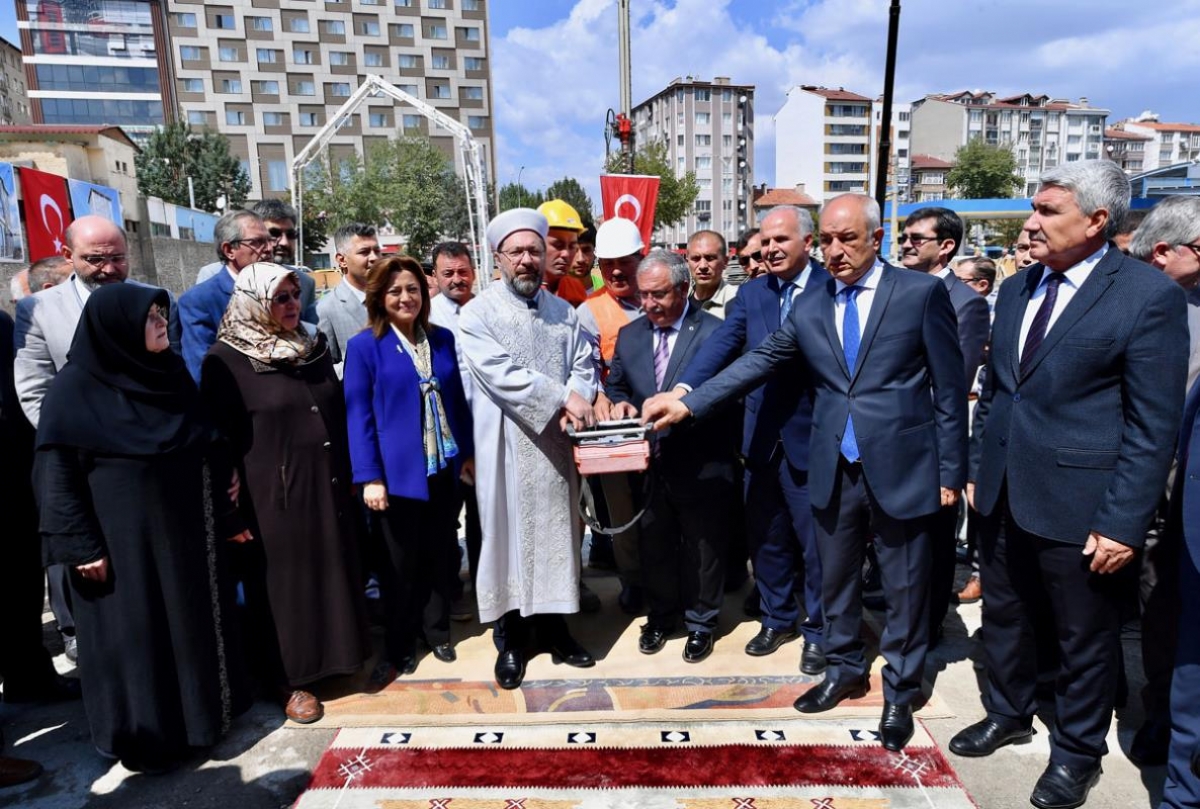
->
xmin=35 ymin=283 xmax=244 ymax=773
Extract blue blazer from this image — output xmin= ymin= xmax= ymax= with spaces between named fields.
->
xmin=343 ymin=324 xmax=473 ymax=501
xmin=970 ymin=249 xmax=1187 ymax=546
xmin=686 ymin=262 xmax=968 ymax=521
xmin=680 ymin=262 xmax=830 ymax=470
xmin=1179 ymin=379 xmax=1200 ymax=568
xmin=176 ymin=269 xmax=235 ymax=383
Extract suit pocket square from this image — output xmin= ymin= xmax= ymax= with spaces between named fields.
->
xmin=1055 ymin=448 xmax=1119 ymax=469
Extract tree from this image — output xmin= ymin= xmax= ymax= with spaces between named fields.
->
xmin=135 ymin=122 xmax=251 ymax=211
xmin=604 ymin=139 xmax=699 ymax=230
xmin=986 ymin=217 xmax=1027 ymax=248
xmin=544 ymin=177 xmax=595 ymax=226
xmin=498 ymin=182 xmax=543 ymax=211
xmin=946 ymin=140 xmax=1024 ymax=199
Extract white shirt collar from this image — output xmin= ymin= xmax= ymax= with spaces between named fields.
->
xmin=72 ymin=273 xmax=91 ymax=302
xmin=936 ymin=266 xmax=954 ymax=280
xmin=834 ymin=259 xmax=884 ymax=294
xmin=345 ymin=280 xmax=366 ymax=303
xmin=1040 ymin=244 xmax=1107 ymax=289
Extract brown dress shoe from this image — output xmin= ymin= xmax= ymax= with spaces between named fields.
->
xmin=284 ymin=689 xmax=324 ymax=724
xmin=0 ymin=754 xmax=43 ymax=788
xmin=954 ymin=577 xmax=982 ymax=605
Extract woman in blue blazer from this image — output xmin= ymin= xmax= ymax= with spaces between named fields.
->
xmin=344 ymin=255 xmax=473 ymax=676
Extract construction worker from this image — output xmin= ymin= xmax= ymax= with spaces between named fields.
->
xmin=537 ymin=199 xmax=590 ymax=307
xmin=571 ymin=225 xmax=599 ymax=294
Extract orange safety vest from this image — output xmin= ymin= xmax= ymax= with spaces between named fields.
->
xmin=583 ymin=290 xmax=635 ymax=369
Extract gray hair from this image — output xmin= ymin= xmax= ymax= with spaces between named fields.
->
xmin=250 ymin=198 xmax=298 ymax=224
xmin=1039 ymin=160 xmax=1131 ymax=240
xmin=764 ymin=205 xmax=814 ymax=237
xmin=333 ymin=222 xmax=377 ymax=255
xmin=214 ymin=210 xmax=262 ymax=262
xmin=638 ymin=249 xmax=690 ymax=289
xmin=1127 ymin=197 xmax=1200 ymax=262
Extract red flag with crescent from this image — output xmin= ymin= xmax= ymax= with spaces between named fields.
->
xmin=19 ymin=167 xmax=73 ymax=262
xmin=600 ymin=174 xmax=659 ymax=249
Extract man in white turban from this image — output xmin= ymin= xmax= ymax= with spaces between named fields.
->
xmin=459 ymin=208 xmax=598 ymax=690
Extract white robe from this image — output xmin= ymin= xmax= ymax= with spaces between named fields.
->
xmin=459 ymin=281 xmax=597 ymax=623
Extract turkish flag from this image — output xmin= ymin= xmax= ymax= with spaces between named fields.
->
xmin=19 ymin=167 xmax=73 ymax=261
xmin=600 ymin=174 xmax=660 ymax=251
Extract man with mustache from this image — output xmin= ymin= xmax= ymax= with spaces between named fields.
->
xmin=687 ymin=230 xmax=739 ymax=319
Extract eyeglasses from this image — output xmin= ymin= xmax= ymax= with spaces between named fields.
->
xmin=896 ymin=234 xmax=937 ymax=246
xmin=1180 ymin=243 xmax=1200 ymax=260
xmin=79 ymin=253 xmax=127 ymax=267
xmin=267 ymin=227 xmax=298 ymax=241
xmin=499 ymin=247 xmax=544 ymax=262
xmin=741 ymin=251 xmax=763 ymax=263
xmin=638 ymin=289 xmax=673 ymax=302
xmin=270 ymin=290 xmax=302 ymax=306
xmin=231 ymin=237 xmax=272 ymax=251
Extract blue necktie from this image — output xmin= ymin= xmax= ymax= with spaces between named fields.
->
xmin=841 ymin=285 xmax=863 ymax=462
xmin=779 ymin=280 xmax=796 ymax=324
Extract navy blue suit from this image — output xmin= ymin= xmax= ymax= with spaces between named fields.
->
xmin=606 ymin=305 xmax=740 ymax=633
xmin=686 ymin=261 xmax=968 ymax=703
xmin=970 ymin=248 xmax=1187 ymax=771
xmin=177 ymin=270 xmax=236 ymax=383
xmin=681 ymin=265 xmax=830 ymax=642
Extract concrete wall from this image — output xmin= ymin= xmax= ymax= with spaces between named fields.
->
xmin=774 ymin=89 xmax=823 ymax=199
xmin=910 ymin=99 xmax=964 ymax=163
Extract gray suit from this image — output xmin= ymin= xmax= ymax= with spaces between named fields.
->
xmin=316 ymin=279 xmax=367 ymax=378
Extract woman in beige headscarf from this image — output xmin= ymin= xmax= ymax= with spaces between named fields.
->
xmin=200 ymin=263 xmax=369 ymax=725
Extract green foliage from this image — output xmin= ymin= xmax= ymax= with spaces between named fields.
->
xmin=986 ymin=217 xmax=1027 ymax=247
xmin=946 ymin=140 xmax=1024 ymax=199
xmin=498 ymin=182 xmax=544 ymax=211
xmin=134 ymin=122 xmax=251 ymax=211
xmin=544 ymin=177 xmax=595 ymax=226
xmin=605 ymin=139 xmax=699 ymax=230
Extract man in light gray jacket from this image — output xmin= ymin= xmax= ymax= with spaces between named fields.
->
xmin=316 ymin=222 xmax=379 ymax=378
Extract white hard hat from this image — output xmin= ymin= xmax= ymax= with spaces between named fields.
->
xmin=594 ymin=217 xmax=644 ymax=259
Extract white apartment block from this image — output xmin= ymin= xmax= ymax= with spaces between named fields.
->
xmin=775 ymin=86 xmax=872 ymax=204
xmin=1110 ymin=112 xmax=1200 ymax=172
xmin=910 ymin=91 xmax=1108 ymax=197
xmin=631 ymin=76 xmax=754 ymax=247
xmin=166 ymin=0 xmax=495 ymax=201
xmin=871 ymin=100 xmax=910 ymax=202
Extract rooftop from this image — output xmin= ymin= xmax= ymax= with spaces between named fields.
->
xmin=753 ymin=187 xmax=819 ymax=208
xmin=911 ymin=154 xmax=954 ymax=170
xmin=0 ymin=125 xmax=139 ymax=149
xmin=799 ymin=85 xmax=873 ymax=103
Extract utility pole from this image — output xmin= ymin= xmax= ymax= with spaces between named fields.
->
xmin=617 ymin=0 xmax=635 ymax=173
xmin=874 ymin=0 xmax=901 ymax=212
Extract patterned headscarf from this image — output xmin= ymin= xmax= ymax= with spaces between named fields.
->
xmin=217 ymin=262 xmax=316 ymax=365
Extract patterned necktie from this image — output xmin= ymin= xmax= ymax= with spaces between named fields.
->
xmin=779 ymin=280 xmax=796 ymax=324
xmin=1020 ymin=272 xmax=1066 ymax=377
xmin=841 ymin=285 xmax=863 ymax=462
xmin=653 ymin=326 xmax=672 ymax=389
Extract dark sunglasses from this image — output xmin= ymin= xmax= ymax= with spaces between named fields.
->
xmin=267 ymin=227 xmax=299 ymax=241
xmin=742 ymin=251 xmax=763 ymax=263
xmin=270 ymin=290 xmax=302 ymax=305
xmin=897 ymin=233 xmax=937 ymax=246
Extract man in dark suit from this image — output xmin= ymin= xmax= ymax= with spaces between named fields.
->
xmin=644 ymin=194 xmax=968 ymax=751
xmin=898 ymin=207 xmax=990 ymax=644
xmin=949 ymin=160 xmax=1187 ymax=809
xmin=675 ymin=206 xmax=830 ymax=674
xmin=600 ymin=250 xmax=740 ymax=662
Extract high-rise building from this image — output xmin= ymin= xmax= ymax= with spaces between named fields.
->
xmin=1110 ymin=111 xmax=1200 ymax=172
xmin=166 ymin=0 xmax=496 ymax=201
xmin=775 ymin=86 xmax=873 ymax=205
xmin=16 ymin=0 xmax=175 ymax=142
xmin=871 ymin=100 xmax=910 ymax=202
xmin=0 ymin=37 xmax=31 ymax=125
xmin=909 ymin=91 xmax=1108 ymax=197
xmin=631 ymin=76 xmax=754 ymax=247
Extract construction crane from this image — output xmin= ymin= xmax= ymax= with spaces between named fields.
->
xmin=290 ymin=74 xmax=492 ymax=277
xmin=604 ymin=0 xmax=635 ymax=174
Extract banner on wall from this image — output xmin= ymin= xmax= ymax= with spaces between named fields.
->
xmin=0 ymin=163 xmax=24 ymax=262
xmin=19 ymin=167 xmax=73 ymax=262
xmin=67 ymin=179 xmax=123 ymax=225
xmin=599 ymin=174 xmax=660 ymax=251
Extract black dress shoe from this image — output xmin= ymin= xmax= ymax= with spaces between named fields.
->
xmin=1129 ymin=718 xmax=1170 ymax=767
xmin=1029 ymin=762 xmax=1101 ymax=809
xmin=638 ymin=625 xmax=671 ymax=655
xmin=948 ymin=717 xmax=1035 ymax=757
xmin=745 ymin=626 xmax=797 ymax=656
xmin=494 ymin=649 xmax=526 ymax=690
xmin=800 ymin=640 xmax=827 ymax=675
xmin=793 ymin=675 xmax=869 ymax=713
xmin=683 ymin=631 xmax=713 ymax=663
xmin=3 ymin=673 xmax=82 ymax=704
xmin=431 ymin=643 xmax=456 ymax=663
xmin=879 ymin=702 xmax=914 ymax=751
xmin=396 ymin=655 xmax=419 ymax=676
xmin=548 ymin=636 xmax=595 ymax=668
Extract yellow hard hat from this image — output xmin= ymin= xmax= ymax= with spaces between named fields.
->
xmin=538 ymin=199 xmax=587 ymax=233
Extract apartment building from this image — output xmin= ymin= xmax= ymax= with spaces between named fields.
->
xmin=631 ymin=76 xmax=754 ymax=247
xmin=0 ymin=37 xmax=31 ymax=125
xmin=1110 ymin=112 xmax=1200 ymax=172
xmin=870 ymin=100 xmax=910 ymax=202
xmin=15 ymin=0 xmax=174 ymax=142
xmin=775 ymin=85 xmax=873 ymax=205
xmin=1103 ymin=128 xmax=1152 ymax=174
xmin=910 ymin=91 xmax=1108 ymax=197
xmin=909 ymin=154 xmax=953 ymax=203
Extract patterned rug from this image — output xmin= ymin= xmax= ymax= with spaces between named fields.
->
xmin=294 ymin=718 xmax=977 ymax=808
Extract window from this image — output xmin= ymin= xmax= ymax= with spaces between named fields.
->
xmin=694 ymin=88 xmax=711 ymax=102
xmin=218 ymin=47 xmax=239 ymax=62
xmin=427 ymin=24 xmax=447 ymax=38
xmin=294 ymin=48 xmax=314 ymax=64
xmin=697 ymin=178 xmax=711 ymax=189
xmin=463 ymin=0 xmax=480 ymax=8
xmin=369 ymin=112 xmax=388 ymax=127
xmin=396 ymin=0 xmax=413 ymax=5
xmin=722 ymin=178 xmax=733 ymax=192
xmin=329 ymin=51 xmax=350 ymax=65
xmin=254 ymin=80 xmax=279 ymax=94
xmin=402 ymin=114 xmax=421 ymax=130
xmin=429 ymin=0 xmax=447 ymax=7
xmin=288 ymin=17 xmax=310 ymax=33
xmin=695 ymin=112 xmax=710 ymax=125
xmin=256 ymin=48 xmax=278 ymax=63
xmin=468 ymin=115 xmax=486 ymax=129
xmin=432 ymin=55 xmax=450 ymax=69
xmin=392 ymin=23 xmax=414 ymax=37
xmin=399 ymin=54 xmax=419 ymax=68
xmin=695 ymin=134 xmax=711 ymax=146
xmin=458 ymin=26 xmax=480 ymax=41
xmin=174 ymin=12 xmax=197 ymax=27
xmin=267 ymin=161 xmax=289 ymax=192
xmin=361 ymin=21 xmax=380 ymax=36
xmin=364 ymin=51 xmax=383 ymax=66
xmin=431 ymin=83 xmax=451 ymax=99
xmin=696 ymin=156 xmax=712 ymax=169
xmin=677 ymin=156 xmax=685 ymax=169
xmin=462 ymin=86 xmax=483 ymax=100
xmin=294 ymin=80 xmax=315 ymax=95
xmin=828 ymin=104 xmax=868 ymax=118
xmin=181 ymin=78 xmax=203 ymax=93
xmin=464 ymin=56 xmax=483 ymax=70
xmin=247 ymin=16 xmax=272 ymax=31
xmin=323 ymin=20 xmax=345 ymax=34
xmin=212 ymin=14 xmax=235 ymax=29
xmin=299 ymin=111 xmax=320 ymax=126
xmin=180 ymin=45 xmax=201 ymax=60
xmin=187 ymin=110 xmax=206 ymax=125
xmin=225 ymin=109 xmax=245 ymax=125
xmin=330 ymin=83 xmax=351 ymax=96
xmin=263 ymin=111 xmax=284 ymax=125
xmin=219 ymin=78 xmax=242 ymax=93
xmin=722 ymin=112 xmax=732 ymax=124
xmin=677 ymin=134 xmax=684 ymax=146
xmin=397 ymin=83 xmax=418 ymax=95
xmin=827 ymin=124 xmax=866 ymax=136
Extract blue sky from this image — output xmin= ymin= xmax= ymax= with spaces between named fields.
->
xmin=5 ymin=1 xmax=1199 ymax=210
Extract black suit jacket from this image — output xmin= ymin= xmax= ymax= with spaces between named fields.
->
xmin=686 ymin=261 xmax=968 ymax=520
xmin=606 ymin=305 xmax=739 ymax=483
xmin=970 ymin=247 xmax=1188 ymax=546
xmin=941 ymin=271 xmax=991 ymax=389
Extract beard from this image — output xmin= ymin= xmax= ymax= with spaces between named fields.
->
xmin=506 ymin=270 xmax=542 ymax=298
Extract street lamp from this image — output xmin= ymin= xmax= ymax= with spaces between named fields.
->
xmin=517 ymin=165 xmax=525 ymax=207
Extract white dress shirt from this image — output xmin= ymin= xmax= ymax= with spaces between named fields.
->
xmin=833 ymin=260 xmax=884 ymax=346
xmin=654 ymin=302 xmax=690 ymax=358
xmin=1017 ymin=245 xmax=1106 ymax=360
xmin=72 ymin=273 xmax=92 ymax=304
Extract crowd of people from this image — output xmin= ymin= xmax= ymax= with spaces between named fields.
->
xmin=2 ymin=161 xmax=1200 ymax=809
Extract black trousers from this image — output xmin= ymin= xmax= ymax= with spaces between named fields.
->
xmin=1138 ymin=495 xmax=1178 ymax=727
xmin=449 ymin=481 xmax=483 ymax=591
xmin=813 ymin=460 xmax=932 ymax=705
xmin=978 ymin=493 xmax=1133 ymax=769
xmin=376 ymin=469 xmax=457 ymax=661
xmin=0 ymin=480 xmax=56 ymax=688
xmin=492 ymin=611 xmax=573 ymax=653
xmin=928 ymin=503 xmax=960 ymax=637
